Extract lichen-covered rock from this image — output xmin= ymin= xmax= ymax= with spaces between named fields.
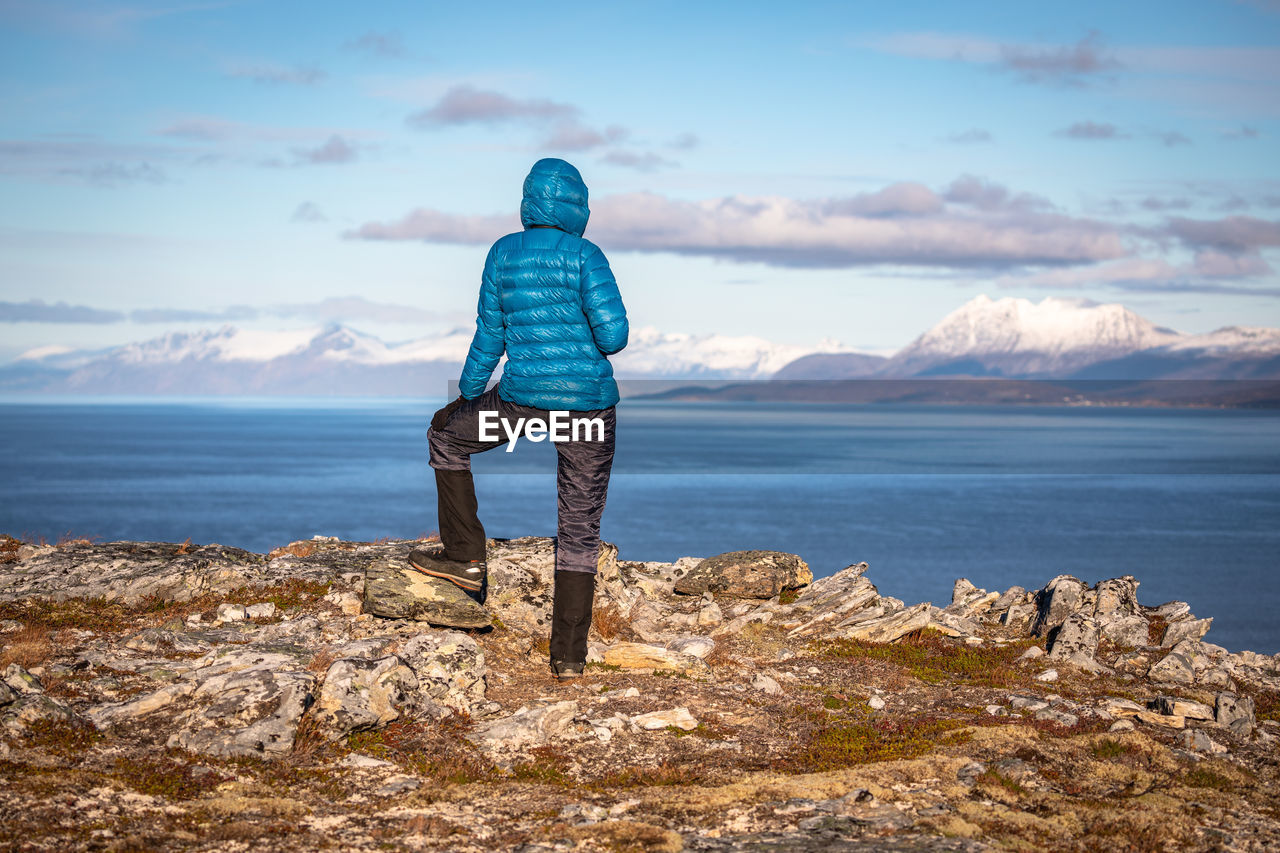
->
xmin=673 ymin=550 xmax=812 ymax=599
xmin=1047 ymin=613 xmax=1109 ymax=672
xmin=165 ymin=646 xmax=316 ymax=759
xmin=397 ymin=631 xmax=488 ymax=717
xmin=842 ymin=603 xmax=933 ymax=643
xmin=1216 ymin=691 xmax=1256 ymax=736
xmin=1030 ymin=575 xmax=1087 ymax=638
xmin=471 ymin=701 xmax=579 ymax=754
xmin=362 ymin=556 xmax=490 ymax=628
xmin=1161 ymin=617 xmax=1213 ymax=648
xmin=313 ymin=655 xmax=417 ymax=738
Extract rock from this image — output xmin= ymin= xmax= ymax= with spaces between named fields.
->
xmin=783 ymin=563 xmax=881 ymax=637
xmin=841 ymin=603 xmax=933 ymax=643
xmin=1135 ymin=710 xmax=1185 ymax=729
xmin=868 ymin=695 xmax=886 ymax=711
xmin=752 ymin=673 xmax=782 ymax=695
xmin=362 ymin=556 xmax=490 ymax=628
xmin=1094 ymin=577 xmax=1141 ymax=620
xmin=603 ymin=642 xmax=703 ymax=672
xmin=374 ymin=775 xmax=421 ymax=797
xmin=673 ymin=550 xmax=812 ymax=599
xmin=632 ymin=707 xmax=697 ymax=731
xmin=1035 ymin=669 xmax=1059 ymax=682
xmin=1099 ymin=615 xmax=1149 ymax=649
xmin=1149 ymin=650 xmax=1195 ymax=685
xmin=0 ymin=681 xmax=15 ymax=706
xmin=1182 ymin=729 xmax=1228 ymax=754
xmin=1162 ymin=618 xmax=1213 ymax=648
xmin=1036 ymin=708 xmax=1079 ymax=727
xmin=313 ymin=656 xmax=417 ymax=738
xmin=88 ymin=682 xmax=196 ymax=729
xmin=1 ymin=694 xmax=77 ymax=736
xmin=1001 ymin=603 xmax=1035 ymax=631
xmin=696 ymin=597 xmax=723 ymax=627
xmin=166 ymin=646 xmax=315 ymax=759
xmin=1109 ymin=719 xmax=1135 ymax=732
xmin=472 ymin=701 xmax=579 ymax=752
xmin=1215 ymin=692 xmax=1255 ymax=736
xmin=1031 ymin=575 xmax=1087 ymax=638
xmin=398 ymin=631 xmax=488 ymax=717
xmin=1019 ymin=646 xmax=1045 ymax=661
xmin=1152 ymin=696 xmax=1214 ymax=721
xmin=342 ymin=752 xmax=396 ymax=769
xmin=123 ymin=628 xmax=210 ymax=655
xmin=667 ymin=636 xmax=715 ymax=660
xmin=3 ymin=664 xmax=44 ymax=695
xmin=246 ymin=602 xmax=277 ymax=620
xmin=1047 ymin=613 xmax=1101 ymax=668
xmin=215 ymin=602 xmax=247 ymax=622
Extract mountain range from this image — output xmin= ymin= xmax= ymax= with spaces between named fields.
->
xmin=3 ymin=295 xmax=1278 ymax=397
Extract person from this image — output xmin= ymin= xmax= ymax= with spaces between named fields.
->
xmin=410 ymin=158 xmax=628 ymax=682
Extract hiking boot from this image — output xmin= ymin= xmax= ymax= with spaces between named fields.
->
xmin=408 ymin=548 xmax=487 ymax=594
xmin=550 ymin=659 xmax=585 ymax=681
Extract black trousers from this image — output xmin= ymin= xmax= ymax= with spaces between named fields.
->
xmin=427 ymin=385 xmax=616 ymax=574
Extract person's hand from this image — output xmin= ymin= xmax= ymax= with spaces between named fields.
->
xmin=431 ymin=396 xmax=466 ymax=431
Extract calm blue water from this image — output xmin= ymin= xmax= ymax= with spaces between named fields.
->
xmin=2 ymin=397 xmax=1278 ymax=653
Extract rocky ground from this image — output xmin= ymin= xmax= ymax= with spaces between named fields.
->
xmin=1 ymin=533 xmax=1279 ymax=852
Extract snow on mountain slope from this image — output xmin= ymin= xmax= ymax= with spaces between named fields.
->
xmin=613 ymin=326 xmax=848 ymax=379
xmin=881 ymin=294 xmax=1183 ymax=377
xmin=1162 ymin=326 xmax=1280 ymax=355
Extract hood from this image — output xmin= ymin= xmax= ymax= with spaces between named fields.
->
xmin=520 ymin=158 xmax=589 ymax=237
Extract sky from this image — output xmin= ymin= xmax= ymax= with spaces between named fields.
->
xmin=1 ymin=0 xmax=1278 ymax=362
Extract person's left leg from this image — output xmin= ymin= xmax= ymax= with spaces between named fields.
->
xmin=549 ymin=407 xmax=616 ymax=676
xmin=418 ymin=387 xmax=508 ymax=600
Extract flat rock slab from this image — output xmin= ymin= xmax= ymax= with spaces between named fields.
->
xmin=674 ymin=550 xmax=812 ymax=599
xmin=363 ymin=555 xmax=491 ymax=629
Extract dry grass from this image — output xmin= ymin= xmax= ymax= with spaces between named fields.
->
xmin=306 ymin=648 xmax=338 ymax=674
xmin=0 ymin=535 xmax=22 ymax=565
xmin=0 ymin=624 xmax=54 ymax=669
xmin=592 ymin=601 xmax=631 ymax=641
xmin=267 ymin=542 xmax=316 ymax=559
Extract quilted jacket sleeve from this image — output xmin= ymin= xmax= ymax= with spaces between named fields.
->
xmin=580 ymin=242 xmax=628 ymax=356
xmin=458 ymin=244 xmax=506 ymax=399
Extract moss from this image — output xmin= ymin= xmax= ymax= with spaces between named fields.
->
xmin=346 ymin=718 xmax=489 ymax=785
xmin=976 ymin=768 xmax=1026 ymax=796
xmin=1181 ymin=767 xmax=1240 ymax=791
xmin=1090 ymin=738 xmax=1137 ymax=760
xmin=651 ymin=668 xmax=690 ymax=679
xmin=21 ymin=717 xmax=102 ymax=756
xmin=787 ymin=715 xmax=970 ymax=771
xmin=812 ymin=630 xmax=1038 ymax=688
xmin=111 ymin=752 xmax=228 ymax=800
xmin=510 ymin=746 xmax=571 ymax=785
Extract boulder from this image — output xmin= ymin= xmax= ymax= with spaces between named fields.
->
xmin=841 ymin=603 xmax=933 ymax=643
xmin=603 ymin=642 xmax=704 ymax=672
xmin=168 ymin=664 xmax=315 ymax=758
xmin=673 ymin=550 xmax=811 ymax=599
xmin=312 ymin=655 xmax=418 ymax=738
xmin=471 ymin=701 xmax=579 ymax=754
xmin=632 ymin=707 xmax=697 ymax=731
xmin=1161 ymin=618 xmax=1213 ymax=648
xmin=1215 ymin=691 xmax=1255 ymax=736
xmin=1152 ymin=696 xmax=1214 ymax=721
xmin=1047 ymin=613 xmax=1101 ymax=667
xmin=1031 ymin=575 xmax=1087 ymax=638
xmin=1148 ymin=650 xmax=1195 ymax=685
xmin=398 ymin=631 xmax=488 ymax=717
xmin=1099 ymin=615 xmax=1149 ymax=649
xmin=362 ymin=555 xmax=491 ymax=628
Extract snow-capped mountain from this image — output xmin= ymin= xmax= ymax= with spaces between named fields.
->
xmin=612 ymin=327 xmax=848 ymax=380
xmin=2 ymin=323 xmax=853 ymax=395
xmin=5 ymin=296 xmax=1278 ymax=395
xmin=879 ymin=295 xmax=1184 ymax=377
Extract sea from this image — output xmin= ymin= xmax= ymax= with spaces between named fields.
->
xmin=2 ymin=396 xmax=1278 ymax=654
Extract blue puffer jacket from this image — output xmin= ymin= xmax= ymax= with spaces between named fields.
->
xmin=458 ymin=158 xmax=628 ymax=410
